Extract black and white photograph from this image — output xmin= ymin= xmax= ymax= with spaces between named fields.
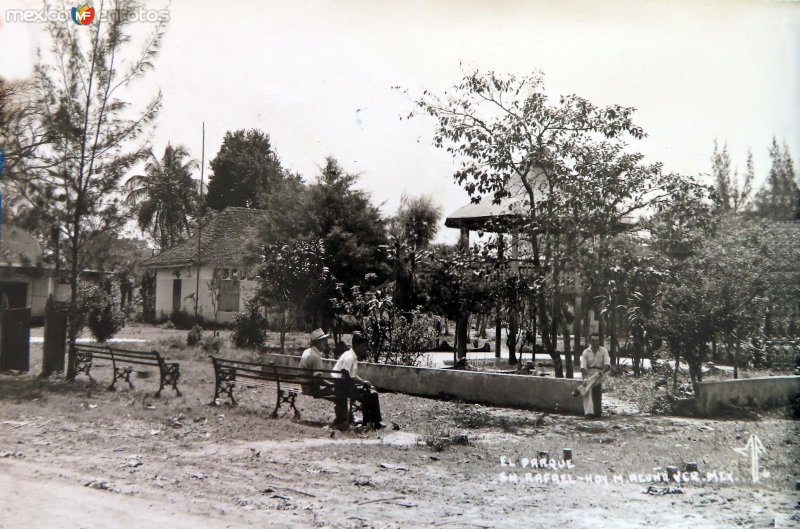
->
xmin=0 ymin=1 xmax=799 ymax=527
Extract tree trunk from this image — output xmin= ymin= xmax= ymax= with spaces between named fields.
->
xmin=563 ymin=321 xmax=573 ymax=379
xmin=507 ymin=311 xmax=518 ymax=365
xmin=456 ymin=311 xmax=469 ymax=359
xmin=711 ymin=335 xmax=718 ymax=363
xmin=573 ymin=283 xmax=582 ymax=377
xmin=672 ymin=348 xmax=680 ymax=390
xmin=66 ymin=233 xmax=80 ymax=380
xmin=549 ymin=293 xmax=563 ymax=378
xmin=609 ymin=310 xmax=617 ymax=366
xmin=494 ymin=313 xmax=502 ymax=359
xmin=478 ymin=315 xmax=487 ymax=339
xmin=280 ymin=310 xmax=287 ymax=354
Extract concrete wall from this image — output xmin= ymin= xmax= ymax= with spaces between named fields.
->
xmin=694 ymin=376 xmax=800 ymax=416
xmin=263 ymin=353 xmax=584 ymax=414
xmin=154 ymin=266 xmax=257 ymax=323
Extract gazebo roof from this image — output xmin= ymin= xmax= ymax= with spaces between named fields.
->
xmin=444 ymin=171 xmax=638 ymax=232
xmin=444 ymin=200 xmax=521 ymax=230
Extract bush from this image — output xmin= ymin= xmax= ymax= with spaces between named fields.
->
xmin=231 ymin=303 xmax=268 ymax=348
xmin=169 ymin=309 xmax=196 ymax=330
xmin=187 ymin=324 xmax=203 ymax=346
xmin=201 ymin=335 xmax=223 ymax=354
xmin=332 ymin=285 xmax=438 ymax=366
xmin=78 ymin=282 xmax=125 ymax=343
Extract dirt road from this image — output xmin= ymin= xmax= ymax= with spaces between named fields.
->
xmin=1 ymin=356 xmax=798 ymax=528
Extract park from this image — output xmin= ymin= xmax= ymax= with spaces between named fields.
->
xmin=1 ymin=1 xmax=799 ymax=528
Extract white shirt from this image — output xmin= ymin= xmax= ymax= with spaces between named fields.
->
xmin=299 ymin=346 xmax=324 ymax=372
xmin=581 ymin=346 xmax=610 ymax=371
xmin=332 ymin=349 xmax=358 ymax=379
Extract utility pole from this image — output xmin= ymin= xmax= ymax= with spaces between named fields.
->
xmin=193 ymin=122 xmax=205 ymax=322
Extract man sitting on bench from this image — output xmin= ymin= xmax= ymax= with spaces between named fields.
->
xmin=333 ymin=332 xmax=383 ymax=429
xmin=299 ymin=328 xmax=330 ymax=396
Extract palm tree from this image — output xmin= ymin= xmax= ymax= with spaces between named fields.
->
xmin=124 ymin=144 xmax=200 ymax=249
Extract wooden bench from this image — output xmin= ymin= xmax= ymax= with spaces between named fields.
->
xmin=74 ymin=343 xmax=181 ymax=397
xmin=209 ymin=356 xmax=360 ymax=426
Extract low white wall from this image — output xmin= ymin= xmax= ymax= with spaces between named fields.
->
xmin=694 ymin=376 xmax=800 ymax=416
xmin=263 ymin=353 xmax=584 ymax=414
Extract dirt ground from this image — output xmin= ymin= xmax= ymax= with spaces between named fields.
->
xmin=1 ymin=328 xmax=799 ymax=528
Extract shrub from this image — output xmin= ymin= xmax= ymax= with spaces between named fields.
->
xmin=169 ymin=309 xmax=196 ymax=330
xmin=201 ymin=335 xmax=223 ymax=354
xmin=187 ymin=324 xmax=203 ymax=346
xmin=231 ymin=302 xmax=268 ymax=348
xmin=79 ymin=282 xmax=125 ymax=343
xmin=332 ymin=284 xmax=438 ymax=366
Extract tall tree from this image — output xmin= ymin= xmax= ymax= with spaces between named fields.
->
xmin=306 ymin=157 xmax=390 ymax=331
xmin=754 ymin=138 xmax=800 ymax=220
xmin=389 ymin=194 xmax=442 ymax=310
xmin=0 ymin=80 xmax=47 ymax=187
xmin=205 ymin=128 xmax=284 ymax=210
xmin=710 ymin=141 xmax=755 ymax=214
xmin=415 ymin=69 xmax=701 ymax=377
xmin=123 ymin=143 xmax=199 ymax=249
xmin=24 ymin=0 xmax=165 ymax=378
xmin=245 ymin=157 xmax=389 ymax=337
xmin=711 ymin=140 xmax=733 ymax=213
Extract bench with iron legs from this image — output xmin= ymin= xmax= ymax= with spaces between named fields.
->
xmin=209 ymin=356 xmax=360 ymax=426
xmin=74 ymin=343 xmax=181 ymax=397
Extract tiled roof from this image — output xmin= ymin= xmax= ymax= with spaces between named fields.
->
xmin=141 ymin=207 xmax=267 ymax=268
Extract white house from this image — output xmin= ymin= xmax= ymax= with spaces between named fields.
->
xmin=141 ymin=207 xmax=266 ymax=324
xmin=0 ymin=224 xmax=70 ymax=318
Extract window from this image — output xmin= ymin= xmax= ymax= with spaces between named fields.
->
xmin=217 ymin=279 xmax=240 ymax=312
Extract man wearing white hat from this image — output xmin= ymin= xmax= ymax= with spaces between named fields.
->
xmin=299 ymin=328 xmax=330 ymax=395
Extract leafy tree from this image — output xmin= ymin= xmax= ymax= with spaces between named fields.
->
xmin=422 ymin=244 xmax=495 ymax=359
xmin=653 ymin=216 xmax=799 ymax=383
xmin=754 ymin=138 xmax=800 ymax=220
xmin=123 ymin=143 xmax=199 ymax=249
xmin=252 ymin=239 xmax=332 ymax=352
xmin=414 ymin=69 xmax=701 ymax=377
xmin=206 ymin=129 xmax=284 ymax=210
xmin=21 ymin=0 xmax=165 ymax=379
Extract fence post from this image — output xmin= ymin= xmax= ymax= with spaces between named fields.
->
xmin=42 ymin=294 xmax=67 ymax=376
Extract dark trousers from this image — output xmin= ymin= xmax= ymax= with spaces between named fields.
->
xmin=358 ymin=385 xmax=382 ymax=426
xmin=592 ymin=383 xmax=603 ymax=416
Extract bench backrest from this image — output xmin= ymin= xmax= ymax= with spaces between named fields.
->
xmin=210 ymin=356 xmax=355 ymax=390
xmin=75 ymin=344 xmax=165 ymax=368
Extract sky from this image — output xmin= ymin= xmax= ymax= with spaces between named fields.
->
xmin=1 ymin=0 xmax=799 ymax=243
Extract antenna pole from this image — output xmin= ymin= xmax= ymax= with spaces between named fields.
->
xmin=193 ymin=122 xmax=205 ymax=321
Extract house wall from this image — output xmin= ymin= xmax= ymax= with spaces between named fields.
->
xmin=0 ymin=268 xmax=49 ymax=318
xmin=154 ymin=266 xmax=258 ymax=324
